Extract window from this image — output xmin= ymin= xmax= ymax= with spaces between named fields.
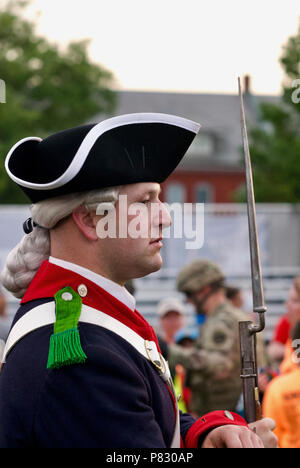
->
xmin=165 ymin=183 xmax=185 ymax=204
xmin=195 ymin=183 xmax=214 ymax=203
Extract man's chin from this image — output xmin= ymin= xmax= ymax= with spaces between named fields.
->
xmin=150 ymin=258 xmax=163 ymax=274
xmin=135 ymin=255 xmax=162 ymax=279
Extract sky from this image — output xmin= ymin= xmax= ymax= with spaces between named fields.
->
xmin=24 ymin=0 xmax=300 ymax=95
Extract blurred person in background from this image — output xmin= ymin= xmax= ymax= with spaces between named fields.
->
xmin=267 ymin=277 xmax=300 ymax=371
xmin=263 ymin=320 xmax=300 ymax=448
xmin=156 ymin=297 xmax=190 ymax=411
xmin=156 ymin=297 xmax=186 ymax=360
xmin=174 ymin=329 xmax=198 ymax=414
xmin=168 ymin=259 xmax=268 ymax=418
xmin=175 ymin=329 xmax=198 ymax=349
xmin=157 ymin=297 xmax=186 ymax=344
xmin=268 ymin=315 xmax=291 ymax=367
xmin=226 ymin=286 xmax=244 ymax=310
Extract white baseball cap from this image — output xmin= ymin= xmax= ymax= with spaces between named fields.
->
xmin=157 ymin=297 xmax=186 ymax=318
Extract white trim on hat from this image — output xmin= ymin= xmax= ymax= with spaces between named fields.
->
xmin=5 ymin=113 xmax=201 ymax=192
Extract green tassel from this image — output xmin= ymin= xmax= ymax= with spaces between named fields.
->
xmin=47 ymin=287 xmax=87 ymax=369
xmin=47 ymin=327 xmax=87 ymax=369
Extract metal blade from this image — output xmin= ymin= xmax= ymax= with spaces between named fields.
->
xmin=238 ymin=77 xmax=266 ymax=332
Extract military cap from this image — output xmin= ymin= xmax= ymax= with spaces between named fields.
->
xmin=5 ymin=113 xmax=200 ymax=203
xmin=176 ymin=259 xmax=225 ymax=295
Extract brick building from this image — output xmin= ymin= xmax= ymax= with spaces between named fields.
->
xmin=93 ymin=77 xmax=279 ymax=203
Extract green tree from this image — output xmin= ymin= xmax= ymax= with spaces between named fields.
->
xmin=0 ymin=0 xmax=116 ymax=203
xmin=237 ymin=22 xmax=300 ymax=203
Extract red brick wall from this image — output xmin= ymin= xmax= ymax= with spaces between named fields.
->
xmin=161 ymin=170 xmax=246 ymax=203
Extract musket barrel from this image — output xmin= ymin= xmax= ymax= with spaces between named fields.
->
xmin=239 ymin=321 xmax=258 ymax=423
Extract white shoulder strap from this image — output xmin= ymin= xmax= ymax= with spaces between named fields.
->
xmin=3 ymin=302 xmax=55 ymax=362
xmin=3 ymin=302 xmax=157 ymax=363
xmin=2 ymin=302 xmax=180 ymax=448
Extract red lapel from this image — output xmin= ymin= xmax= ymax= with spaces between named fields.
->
xmin=21 ymin=260 xmax=160 ymax=347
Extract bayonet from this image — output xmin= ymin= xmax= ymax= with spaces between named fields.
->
xmin=238 ymin=77 xmax=267 ymax=423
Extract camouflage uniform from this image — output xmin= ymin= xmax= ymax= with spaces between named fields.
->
xmin=169 ymin=260 xmax=267 ymax=417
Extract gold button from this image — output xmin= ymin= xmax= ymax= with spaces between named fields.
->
xmin=77 ymin=284 xmax=88 ymax=297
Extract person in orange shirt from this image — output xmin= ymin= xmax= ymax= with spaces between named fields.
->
xmin=263 ymin=321 xmax=300 ymax=448
xmin=278 ymin=277 xmax=300 ymax=374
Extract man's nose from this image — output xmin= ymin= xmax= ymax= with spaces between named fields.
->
xmin=150 ymin=201 xmax=172 ymax=239
xmin=158 ymin=201 xmax=172 ymax=229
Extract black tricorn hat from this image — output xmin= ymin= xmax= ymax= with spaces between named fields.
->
xmin=5 ymin=113 xmax=200 ymax=203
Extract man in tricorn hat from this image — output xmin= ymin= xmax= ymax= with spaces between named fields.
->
xmin=0 ymin=113 xmax=276 ymax=448
xmin=169 ymin=259 xmax=267 ymax=418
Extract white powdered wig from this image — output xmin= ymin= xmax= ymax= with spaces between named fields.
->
xmin=1 ymin=187 xmax=120 ymax=299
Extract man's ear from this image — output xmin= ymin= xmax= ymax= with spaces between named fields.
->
xmin=72 ymin=206 xmax=98 ymax=241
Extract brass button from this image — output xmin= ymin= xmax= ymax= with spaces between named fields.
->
xmin=78 ymin=284 xmax=88 ymax=297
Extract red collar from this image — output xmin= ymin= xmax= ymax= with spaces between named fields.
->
xmin=22 ymin=260 xmax=159 ymax=345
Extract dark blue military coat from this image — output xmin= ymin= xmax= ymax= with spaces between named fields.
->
xmin=0 ymin=260 xmax=246 ymax=448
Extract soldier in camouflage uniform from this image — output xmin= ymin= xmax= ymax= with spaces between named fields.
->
xmin=168 ymin=259 xmax=267 ymax=418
